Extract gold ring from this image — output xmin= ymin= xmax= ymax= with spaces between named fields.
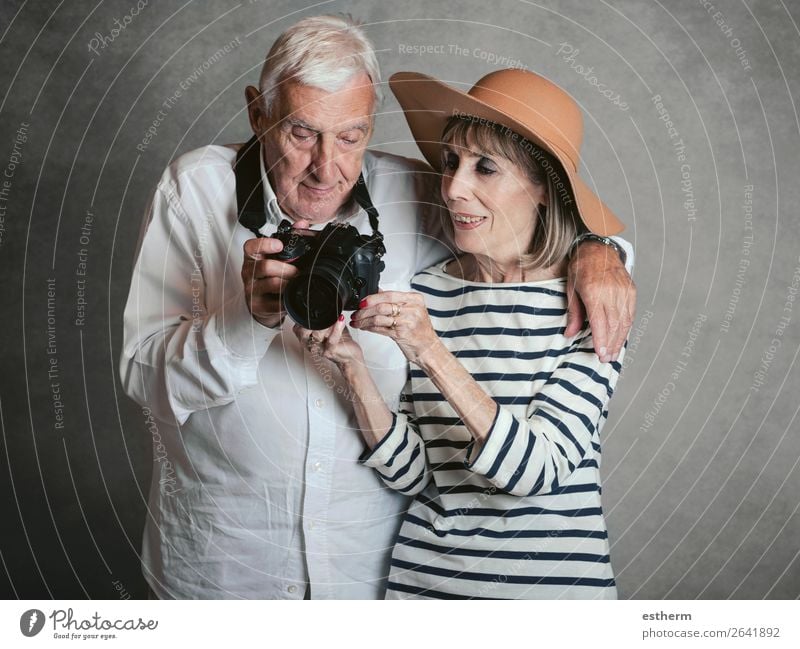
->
xmin=391 ymin=318 xmax=397 ymax=328
xmin=391 ymin=303 xmax=400 ymax=317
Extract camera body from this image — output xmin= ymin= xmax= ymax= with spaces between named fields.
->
xmin=269 ymin=220 xmax=386 ymax=330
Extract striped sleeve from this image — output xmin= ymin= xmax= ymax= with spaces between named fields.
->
xmin=359 ymin=376 xmax=431 ymax=496
xmin=464 ymin=331 xmax=622 ymax=497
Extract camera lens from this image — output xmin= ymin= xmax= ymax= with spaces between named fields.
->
xmin=284 ymin=263 xmax=351 ymax=330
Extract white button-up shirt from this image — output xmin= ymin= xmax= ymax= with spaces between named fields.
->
xmin=120 ymin=142 xmax=446 ymax=599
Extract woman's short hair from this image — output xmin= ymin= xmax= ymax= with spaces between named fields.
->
xmin=440 ymin=116 xmax=583 ymax=270
xmin=258 ymin=14 xmax=382 ymax=116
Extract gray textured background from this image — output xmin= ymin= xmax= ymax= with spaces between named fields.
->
xmin=1 ymin=0 xmax=798 ymax=599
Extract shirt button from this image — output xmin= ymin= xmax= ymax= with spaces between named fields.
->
xmin=312 ymin=461 xmax=322 ymax=472
xmin=314 ymin=398 xmax=324 ymax=408
xmin=309 ymin=520 xmax=316 ymax=530
xmin=287 ymin=585 xmax=297 ymax=594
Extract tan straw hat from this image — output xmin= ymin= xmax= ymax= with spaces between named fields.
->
xmin=389 ymin=68 xmax=625 ymax=236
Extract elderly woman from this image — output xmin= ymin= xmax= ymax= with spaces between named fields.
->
xmin=297 ymin=68 xmax=628 ymax=599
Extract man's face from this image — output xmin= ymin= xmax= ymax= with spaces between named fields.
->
xmin=247 ymin=74 xmax=374 ymax=224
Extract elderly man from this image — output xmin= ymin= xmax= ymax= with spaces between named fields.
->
xmin=121 ymin=14 xmax=635 ymax=599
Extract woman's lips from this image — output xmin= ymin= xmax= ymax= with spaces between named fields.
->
xmin=452 ymin=212 xmax=487 ymax=230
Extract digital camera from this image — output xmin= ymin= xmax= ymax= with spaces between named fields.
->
xmin=268 ymin=220 xmax=386 ymax=330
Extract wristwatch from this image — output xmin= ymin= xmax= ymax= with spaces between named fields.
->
xmin=569 ymin=232 xmax=627 ymax=265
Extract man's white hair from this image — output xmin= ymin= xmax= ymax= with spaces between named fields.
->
xmin=259 ymin=14 xmax=382 ymax=116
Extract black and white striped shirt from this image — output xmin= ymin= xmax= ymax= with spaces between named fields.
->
xmin=361 ymin=261 xmax=624 ymax=599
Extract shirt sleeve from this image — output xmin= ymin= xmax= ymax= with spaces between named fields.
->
xmin=464 ymin=330 xmax=624 ymax=497
xmin=358 ymin=374 xmax=431 ymax=496
xmin=119 ymin=179 xmax=280 ymax=426
xmin=610 ymin=235 xmax=635 ymax=274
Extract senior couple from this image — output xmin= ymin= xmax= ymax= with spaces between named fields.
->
xmin=121 ymin=15 xmax=635 ymax=600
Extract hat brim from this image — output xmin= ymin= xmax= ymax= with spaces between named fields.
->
xmin=389 ymin=71 xmax=624 ymax=236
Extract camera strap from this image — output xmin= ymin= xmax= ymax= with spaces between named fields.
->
xmin=234 ymin=134 xmax=382 ymax=238
xmin=234 ymin=135 xmax=267 ymax=238
xmin=351 ymin=175 xmax=381 ymax=236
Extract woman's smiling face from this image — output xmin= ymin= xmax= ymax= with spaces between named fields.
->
xmin=440 ymin=138 xmax=547 ymax=263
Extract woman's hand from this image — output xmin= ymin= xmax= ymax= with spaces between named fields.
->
xmin=293 ymin=316 xmax=364 ymax=369
xmin=349 ymin=291 xmax=441 ymax=365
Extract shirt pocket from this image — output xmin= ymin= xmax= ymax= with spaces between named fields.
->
xmin=157 ymin=483 xmax=292 ymax=598
xmin=324 ymin=484 xmax=402 ymax=585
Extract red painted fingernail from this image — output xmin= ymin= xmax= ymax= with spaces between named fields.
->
xmin=339 ymin=314 xmax=344 ymax=322
xmin=359 ymin=299 xmax=367 ymax=309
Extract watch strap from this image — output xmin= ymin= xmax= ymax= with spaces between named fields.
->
xmin=569 ymin=232 xmax=627 ymax=265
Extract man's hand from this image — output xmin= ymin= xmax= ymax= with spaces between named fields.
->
xmin=564 ymin=241 xmax=636 ymax=363
xmin=241 ymin=220 xmax=310 ymax=328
